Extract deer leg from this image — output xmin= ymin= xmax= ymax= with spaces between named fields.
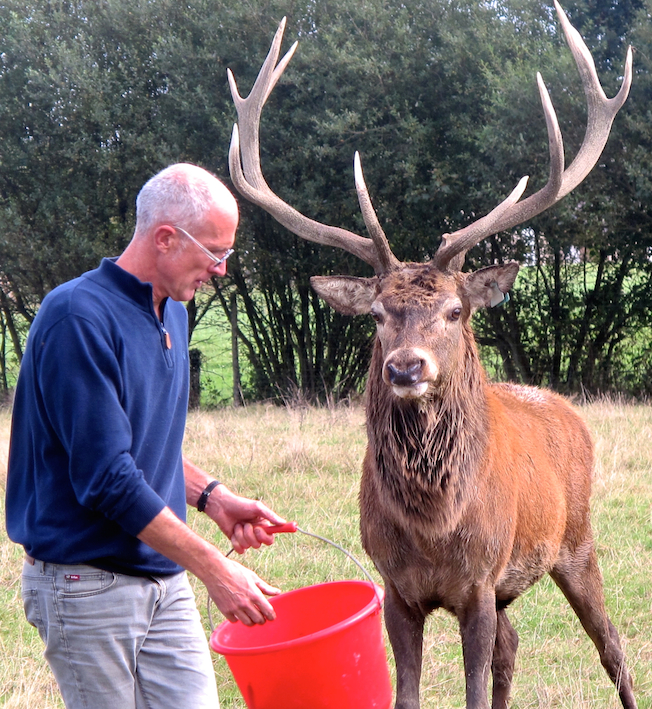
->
xmin=551 ymin=544 xmax=637 ymax=709
xmin=384 ymin=583 xmax=425 ymax=709
xmin=458 ymin=586 xmax=497 ymax=709
xmin=491 ymin=608 xmax=519 ymax=709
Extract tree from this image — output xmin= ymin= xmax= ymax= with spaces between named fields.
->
xmin=463 ymin=0 xmax=652 ymax=395
xmin=1 ymin=0 xmax=650 ymax=400
xmin=0 ymin=0 xmax=240 ymax=386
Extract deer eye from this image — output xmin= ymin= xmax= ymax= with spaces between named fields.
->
xmin=370 ymin=308 xmax=383 ymax=324
xmin=450 ymin=307 xmax=462 ymax=321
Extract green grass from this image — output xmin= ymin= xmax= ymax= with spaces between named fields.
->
xmin=189 ymin=301 xmax=238 ymax=407
xmin=1 ymin=400 xmax=651 ymax=707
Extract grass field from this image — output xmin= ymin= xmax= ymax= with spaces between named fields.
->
xmin=1 ymin=399 xmax=651 ymax=708
xmin=189 ymin=302 xmax=240 ymax=407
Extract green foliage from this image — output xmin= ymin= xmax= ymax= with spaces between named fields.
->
xmin=0 ymin=0 xmax=650 ymax=400
xmin=460 ymin=0 xmax=652 ymax=394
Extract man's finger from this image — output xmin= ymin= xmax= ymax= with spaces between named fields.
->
xmin=253 ymin=525 xmax=275 ymax=546
xmin=255 ymin=503 xmax=286 ymax=525
xmin=257 ymin=579 xmax=282 ymax=597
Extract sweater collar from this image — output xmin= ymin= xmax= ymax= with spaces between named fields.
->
xmin=86 ymin=257 xmax=166 ymax=317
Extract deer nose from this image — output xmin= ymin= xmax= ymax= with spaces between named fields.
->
xmin=386 ymin=360 xmax=423 ymax=387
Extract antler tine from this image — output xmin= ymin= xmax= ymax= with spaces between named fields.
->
xmin=433 ymin=0 xmax=632 ymax=272
xmin=227 ymin=17 xmax=297 ymax=187
xmin=433 ymin=176 xmax=531 ymax=271
xmin=552 ymin=0 xmax=632 ymax=197
xmin=433 ymin=73 xmax=563 ymax=271
xmin=354 ymin=152 xmax=401 ymax=272
xmin=228 ymin=19 xmax=399 ymax=275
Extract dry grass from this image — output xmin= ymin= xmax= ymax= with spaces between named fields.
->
xmin=1 ymin=399 xmax=650 ymax=708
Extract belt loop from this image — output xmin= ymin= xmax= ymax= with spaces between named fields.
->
xmin=24 ymin=554 xmax=47 ymax=575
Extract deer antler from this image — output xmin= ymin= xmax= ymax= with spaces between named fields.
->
xmin=228 ymin=18 xmax=401 ymax=275
xmin=229 ymin=3 xmax=631 ymax=277
xmin=432 ymin=0 xmax=633 ymax=271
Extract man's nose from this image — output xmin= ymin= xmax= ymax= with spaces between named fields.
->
xmin=209 ymin=261 xmax=228 ymax=277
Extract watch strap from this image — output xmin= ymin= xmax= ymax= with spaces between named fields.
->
xmin=197 ymin=480 xmax=221 ymax=513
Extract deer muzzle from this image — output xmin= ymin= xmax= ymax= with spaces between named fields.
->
xmin=383 ymin=348 xmax=438 ymax=399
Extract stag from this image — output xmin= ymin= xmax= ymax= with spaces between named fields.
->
xmin=227 ymin=4 xmax=636 ymax=708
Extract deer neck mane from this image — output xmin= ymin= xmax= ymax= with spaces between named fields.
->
xmin=365 ymin=327 xmax=489 ymax=525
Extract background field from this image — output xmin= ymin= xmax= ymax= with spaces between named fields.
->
xmin=1 ymin=399 xmax=650 ymax=708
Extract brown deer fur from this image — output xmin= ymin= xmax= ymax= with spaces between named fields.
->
xmin=311 ymin=263 xmax=636 ymax=709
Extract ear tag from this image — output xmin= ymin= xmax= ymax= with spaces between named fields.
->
xmin=489 ymin=281 xmax=510 ymax=308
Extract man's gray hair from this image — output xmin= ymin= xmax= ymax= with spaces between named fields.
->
xmin=135 ymin=163 xmax=232 ymax=237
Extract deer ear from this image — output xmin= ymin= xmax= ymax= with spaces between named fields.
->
xmin=463 ymin=262 xmax=520 ymax=311
xmin=310 ymin=275 xmax=378 ymax=315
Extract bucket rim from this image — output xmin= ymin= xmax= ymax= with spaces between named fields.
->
xmin=210 ymin=579 xmax=384 ymax=657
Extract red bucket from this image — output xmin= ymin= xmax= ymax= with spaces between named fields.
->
xmin=210 ymin=580 xmax=392 ymax=709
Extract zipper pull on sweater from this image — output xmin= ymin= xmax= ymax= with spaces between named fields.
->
xmin=161 ymin=326 xmax=172 ymax=350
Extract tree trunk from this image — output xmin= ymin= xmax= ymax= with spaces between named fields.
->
xmin=0 ymin=313 xmax=8 ymax=395
xmin=188 ymin=349 xmax=202 ymax=409
xmin=0 ymin=290 xmax=24 ymax=363
xmin=231 ymin=292 xmax=243 ymax=407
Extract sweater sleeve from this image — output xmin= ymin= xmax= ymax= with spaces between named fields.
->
xmin=35 ymin=313 xmax=167 ymax=537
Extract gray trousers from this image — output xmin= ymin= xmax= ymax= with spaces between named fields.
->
xmin=22 ymin=559 xmax=219 ymax=709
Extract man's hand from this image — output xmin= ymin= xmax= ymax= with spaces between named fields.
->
xmin=205 ymin=552 xmax=281 ymax=625
xmin=183 ymin=456 xmax=286 ymax=554
xmin=205 ymin=485 xmax=286 ymax=554
xmin=138 ymin=507 xmax=281 ymax=626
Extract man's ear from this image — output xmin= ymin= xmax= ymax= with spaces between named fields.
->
xmin=463 ymin=262 xmax=520 ymax=312
xmin=310 ymin=276 xmax=378 ymax=316
xmin=153 ymin=225 xmax=177 ymax=254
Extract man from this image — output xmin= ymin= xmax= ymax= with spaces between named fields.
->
xmin=5 ymin=163 xmax=284 ymax=708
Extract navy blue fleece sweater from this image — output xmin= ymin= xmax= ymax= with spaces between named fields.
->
xmin=5 ymin=258 xmax=189 ymax=575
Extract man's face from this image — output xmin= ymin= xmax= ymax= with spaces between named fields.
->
xmin=160 ymin=206 xmax=238 ymax=303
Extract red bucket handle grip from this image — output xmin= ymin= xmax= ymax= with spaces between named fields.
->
xmin=258 ymin=522 xmax=298 ymax=534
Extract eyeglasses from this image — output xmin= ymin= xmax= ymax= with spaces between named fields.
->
xmin=175 ymin=226 xmax=234 ymax=267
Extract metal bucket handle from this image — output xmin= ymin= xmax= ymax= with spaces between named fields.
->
xmin=207 ymin=523 xmax=382 ymax=630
